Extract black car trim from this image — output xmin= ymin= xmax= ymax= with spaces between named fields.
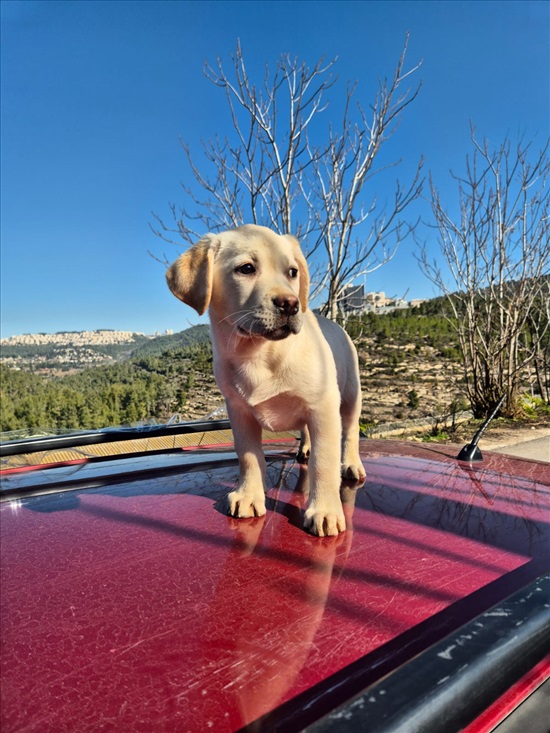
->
xmin=0 ymin=449 xmax=296 ymax=502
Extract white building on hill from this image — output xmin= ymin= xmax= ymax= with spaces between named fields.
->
xmin=338 ymin=286 xmax=425 ymax=315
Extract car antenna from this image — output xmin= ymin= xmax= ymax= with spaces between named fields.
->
xmin=456 ymin=394 xmax=506 ymax=462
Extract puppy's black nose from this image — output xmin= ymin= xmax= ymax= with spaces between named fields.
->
xmin=273 ymin=295 xmax=299 ymax=317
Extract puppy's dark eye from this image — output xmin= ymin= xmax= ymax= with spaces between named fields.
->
xmin=288 ymin=268 xmax=298 ymax=279
xmin=235 ymin=263 xmax=256 ymax=275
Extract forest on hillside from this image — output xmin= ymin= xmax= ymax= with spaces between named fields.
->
xmin=1 ymin=301 xmax=546 ymax=436
xmin=1 ymin=305 xmax=458 ymax=435
xmin=1 ymin=344 xmax=213 ymax=434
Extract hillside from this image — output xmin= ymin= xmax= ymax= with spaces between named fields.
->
xmin=1 ymin=307 xmax=467 ymax=435
xmin=1 ymin=342 xmax=216 ymax=433
xmin=0 ymin=327 xmax=209 ymax=373
xmin=3 ymin=302 xmax=545 ymax=438
xmin=130 ymin=325 xmax=210 ymax=358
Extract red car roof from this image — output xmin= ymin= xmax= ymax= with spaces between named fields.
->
xmin=1 ymin=439 xmax=549 ymax=731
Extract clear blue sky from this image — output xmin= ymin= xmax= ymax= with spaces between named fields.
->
xmin=1 ymin=0 xmax=548 ymax=337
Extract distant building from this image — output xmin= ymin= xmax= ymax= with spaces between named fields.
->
xmin=340 ymin=285 xmax=366 ymax=313
xmin=335 ymin=289 xmax=427 ymax=316
xmin=365 ymin=291 xmax=393 ymax=311
xmin=0 ymin=330 xmax=145 ymax=347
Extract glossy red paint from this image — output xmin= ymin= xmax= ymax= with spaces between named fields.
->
xmin=1 ymin=440 xmax=549 ymax=732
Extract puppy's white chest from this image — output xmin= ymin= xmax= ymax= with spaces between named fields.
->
xmin=232 ymin=360 xmax=289 ymax=406
xmin=252 ymin=393 xmax=306 ymax=432
xmin=222 ymin=359 xmax=307 ymax=431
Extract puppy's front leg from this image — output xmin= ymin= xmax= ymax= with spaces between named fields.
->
xmin=227 ymin=407 xmax=267 ymax=518
xmin=303 ymin=401 xmax=345 ymax=537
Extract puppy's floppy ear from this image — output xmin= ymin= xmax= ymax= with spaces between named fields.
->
xmin=286 ymin=234 xmax=310 ymax=312
xmin=166 ymin=234 xmax=219 ymax=315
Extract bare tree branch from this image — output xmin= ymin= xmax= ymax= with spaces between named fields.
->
xmin=417 ymin=129 xmax=550 ymax=417
xmin=153 ymin=36 xmax=423 ymax=318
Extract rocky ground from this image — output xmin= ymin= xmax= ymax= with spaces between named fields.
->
xmin=357 ymin=339 xmax=464 ymax=427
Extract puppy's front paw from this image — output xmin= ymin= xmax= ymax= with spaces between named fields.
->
xmin=303 ymin=501 xmax=346 ymax=537
xmin=227 ymin=489 xmax=266 ymax=519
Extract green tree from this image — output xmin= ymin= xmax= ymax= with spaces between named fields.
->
xmin=407 ymin=389 xmax=420 ymax=410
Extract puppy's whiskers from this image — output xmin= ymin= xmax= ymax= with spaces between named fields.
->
xmin=226 ymin=311 xmax=254 ymax=352
xmin=227 ymin=311 xmax=264 ymax=352
xmin=217 ymin=309 xmax=253 ymax=327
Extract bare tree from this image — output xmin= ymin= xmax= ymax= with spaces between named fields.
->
xmin=153 ymin=37 xmax=423 ymax=318
xmin=307 ymin=50 xmax=423 ymax=318
xmin=418 ymin=128 xmax=550 ymax=417
xmin=524 ymin=282 xmax=550 ymax=403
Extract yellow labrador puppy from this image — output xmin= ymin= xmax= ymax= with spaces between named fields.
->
xmin=166 ymin=225 xmax=365 ymax=536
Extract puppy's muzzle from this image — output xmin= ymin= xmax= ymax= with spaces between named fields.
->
xmin=237 ymin=294 xmax=302 ymax=341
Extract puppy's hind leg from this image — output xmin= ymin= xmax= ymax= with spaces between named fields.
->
xmin=340 ymin=391 xmax=366 ymax=483
xmin=297 ymin=425 xmax=311 ymax=464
